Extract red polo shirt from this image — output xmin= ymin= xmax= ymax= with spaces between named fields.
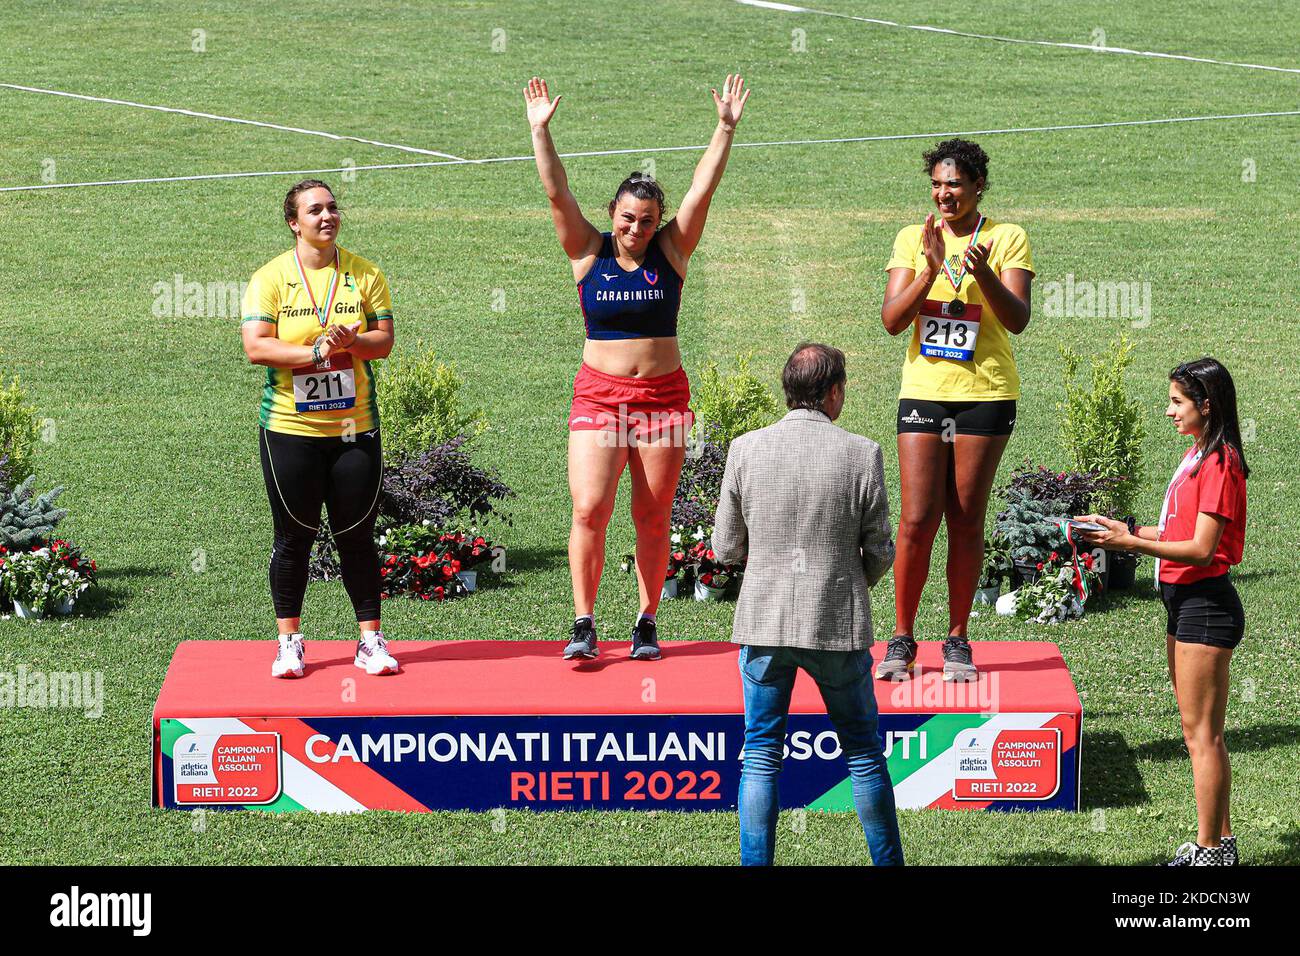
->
xmin=1158 ymin=444 xmax=1247 ymax=585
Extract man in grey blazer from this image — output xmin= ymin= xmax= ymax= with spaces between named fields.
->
xmin=712 ymin=342 xmax=903 ymax=866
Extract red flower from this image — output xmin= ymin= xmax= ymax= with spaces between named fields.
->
xmin=1083 ymin=553 xmax=1094 ymax=569
xmin=442 ymin=552 xmax=453 ymax=562
xmin=705 ymin=549 xmax=715 ymax=561
xmin=434 ymin=586 xmax=445 ymax=600
xmin=420 ymin=593 xmax=431 ymax=600
xmin=1049 ymin=551 xmax=1059 ymax=562
xmin=700 ymin=572 xmax=714 ymax=585
xmin=442 ymin=566 xmax=453 ymax=579
xmin=385 ymin=555 xmax=398 ymax=567
xmin=450 ymin=560 xmax=461 ymax=573
xmin=1035 ymin=562 xmax=1045 ymax=571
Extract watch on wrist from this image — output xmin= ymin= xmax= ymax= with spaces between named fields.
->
xmin=1124 ymin=516 xmax=1137 ymax=535
xmin=312 ymin=339 xmax=323 ymax=365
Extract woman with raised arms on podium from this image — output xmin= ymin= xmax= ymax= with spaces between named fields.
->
xmin=876 ymin=140 xmax=1035 ymax=684
xmin=524 ymin=74 xmax=751 ymax=662
xmin=241 ymin=179 xmax=401 ymax=680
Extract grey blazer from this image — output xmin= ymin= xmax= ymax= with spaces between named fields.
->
xmin=710 ymin=409 xmax=895 ymax=651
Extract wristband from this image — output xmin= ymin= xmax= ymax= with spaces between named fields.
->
xmin=1124 ymin=516 xmax=1137 ymax=535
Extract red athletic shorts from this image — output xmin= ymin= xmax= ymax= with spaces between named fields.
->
xmin=568 ymin=363 xmax=694 ymax=443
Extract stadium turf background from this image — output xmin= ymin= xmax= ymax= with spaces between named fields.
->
xmin=1 ymin=0 xmax=1297 ymax=864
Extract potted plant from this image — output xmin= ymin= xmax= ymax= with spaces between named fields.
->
xmin=993 ymin=487 xmax=1069 ymax=585
xmin=2 ymin=541 xmax=97 ymax=618
xmin=686 ymin=541 xmax=741 ymax=601
xmin=977 ymin=536 xmax=1013 ymax=605
xmin=1058 ymin=337 xmax=1146 ymax=589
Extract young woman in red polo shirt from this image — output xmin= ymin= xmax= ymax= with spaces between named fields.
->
xmin=1078 ymin=357 xmax=1249 ymax=866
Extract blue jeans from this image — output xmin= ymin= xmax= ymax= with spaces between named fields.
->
xmin=738 ymin=644 xmax=903 ymax=866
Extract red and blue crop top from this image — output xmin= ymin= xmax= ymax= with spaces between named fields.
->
xmin=577 ymin=232 xmax=683 ymax=340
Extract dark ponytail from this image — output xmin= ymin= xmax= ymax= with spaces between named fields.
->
xmin=1171 ymin=357 xmax=1250 ymax=479
xmin=608 ymin=172 xmax=666 ymax=221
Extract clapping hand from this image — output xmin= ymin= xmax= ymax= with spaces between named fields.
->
xmin=525 ymin=77 xmax=562 ymax=129
xmin=921 ymin=213 xmax=946 ymax=276
xmin=711 ymin=74 xmax=751 ymax=129
xmin=963 ymin=240 xmax=995 ymax=279
xmin=317 ymin=320 xmax=362 ymax=360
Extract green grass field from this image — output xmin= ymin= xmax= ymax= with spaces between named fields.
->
xmin=2 ymin=0 xmax=1298 ymax=865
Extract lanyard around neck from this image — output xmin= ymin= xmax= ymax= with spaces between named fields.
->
xmin=293 ymin=246 xmax=341 ymax=328
xmin=941 ymin=215 xmax=986 ymax=293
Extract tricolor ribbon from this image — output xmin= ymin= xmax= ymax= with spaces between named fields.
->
xmin=941 ymin=214 xmax=986 ymax=293
xmin=293 ymin=246 xmax=341 ymax=329
xmin=1051 ymin=518 xmax=1092 ymax=603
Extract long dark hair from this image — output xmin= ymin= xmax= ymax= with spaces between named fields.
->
xmin=1170 ymin=357 xmax=1250 ymax=479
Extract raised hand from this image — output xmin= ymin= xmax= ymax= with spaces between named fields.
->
xmin=920 ymin=213 xmax=947 ymax=276
xmin=711 ymin=73 xmax=751 ymax=129
xmin=525 ymin=76 xmax=562 ymax=129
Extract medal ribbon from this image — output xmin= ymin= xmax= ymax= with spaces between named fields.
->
xmin=1153 ymin=446 xmax=1204 ymax=587
xmin=293 ymin=246 xmax=341 ymax=329
xmin=941 ymin=214 xmax=986 ymax=294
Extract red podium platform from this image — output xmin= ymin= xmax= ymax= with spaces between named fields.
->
xmin=154 ymin=640 xmax=1081 ymax=813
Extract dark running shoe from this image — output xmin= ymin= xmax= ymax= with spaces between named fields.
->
xmin=1221 ymin=835 xmax=1238 ymax=866
xmin=630 ymin=618 xmax=662 ymax=660
xmin=941 ymin=637 xmax=977 ymax=682
xmin=875 ymin=636 xmax=918 ymax=681
xmin=564 ymin=619 xmax=599 ymax=660
xmin=1167 ymin=841 xmax=1226 ymax=866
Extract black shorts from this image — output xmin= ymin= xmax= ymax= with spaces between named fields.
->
xmin=1160 ymin=573 xmax=1244 ymax=650
xmin=897 ymin=398 xmax=1016 ymax=436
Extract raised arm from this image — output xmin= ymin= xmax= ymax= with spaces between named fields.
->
xmin=525 ymin=77 xmax=601 ymax=261
xmin=663 ymin=74 xmax=751 ymax=263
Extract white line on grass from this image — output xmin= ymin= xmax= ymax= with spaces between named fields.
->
xmin=735 ymin=0 xmax=1300 ymax=74
xmin=3 ymin=109 xmax=1297 ymax=193
xmin=0 ymin=82 xmax=467 ymax=160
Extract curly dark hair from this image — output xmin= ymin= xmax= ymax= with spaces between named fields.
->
xmin=608 ymin=171 xmax=666 ymax=221
xmin=922 ymin=139 xmax=990 ymax=191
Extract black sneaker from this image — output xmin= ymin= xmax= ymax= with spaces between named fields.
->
xmin=630 ymin=617 xmax=662 ymax=660
xmin=563 ymin=619 xmax=599 ymax=660
xmin=941 ymin=637 xmax=977 ymax=682
xmin=1167 ymin=841 xmax=1226 ymax=866
xmin=874 ymin=636 xmax=918 ymax=681
xmin=1221 ymin=835 xmax=1238 ymax=866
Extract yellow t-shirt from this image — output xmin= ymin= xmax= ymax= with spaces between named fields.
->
xmin=242 ymin=246 xmax=393 ymax=437
xmin=886 ymin=218 xmax=1034 ymax=401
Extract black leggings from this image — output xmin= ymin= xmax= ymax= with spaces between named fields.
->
xmin=259 ymin=426 xmax=383 ymax=622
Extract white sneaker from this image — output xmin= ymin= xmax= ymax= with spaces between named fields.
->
xmin=271 ymin=633 xmax=305 ymax=679
xmin=355 ymin=630 xmax=399 ymax=675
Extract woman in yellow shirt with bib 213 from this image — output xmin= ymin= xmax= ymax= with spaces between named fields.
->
xmin=875 ymin=140 xmax=1034 ymax=683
